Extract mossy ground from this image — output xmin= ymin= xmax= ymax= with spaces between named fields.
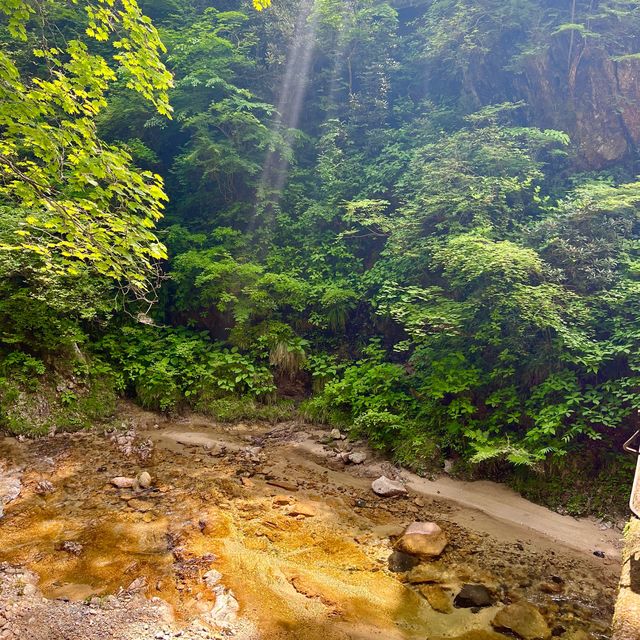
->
xmin=0 ymin=375 xmax=117 ymax=436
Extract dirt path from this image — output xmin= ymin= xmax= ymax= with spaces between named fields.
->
xmin=294 ymin=437 xmax=621 ymax=559
xmin=0 ymin=406 xmax=623 ymax=640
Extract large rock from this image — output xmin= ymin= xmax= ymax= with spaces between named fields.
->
xmin=371 ymin=476 xmax=407 ymax=497
xmin=454 ymin=584 xmax=494 ymax=608
xmin=492 ymin=602 xmax=551 ymax=640
xmin=397 ymin=521 xmax=447 ymax=558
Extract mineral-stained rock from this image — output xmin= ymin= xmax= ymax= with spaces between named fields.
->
xmin=420 ymin=585 xmax=453 ymax=614
xmin=491 ymin=602 xmax=551 ymax=640
xmin=397 ymin=522 xmax=448 ymax=558
xmin=58 ymin=541 xmax=83 ymax=555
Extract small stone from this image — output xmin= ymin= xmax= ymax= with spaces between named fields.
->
xmin=348 ymin=452 xmax=367 ymax=465
xmin=240 ymin=477 xmax=254 ymax=488
xmin=34 ymin=480 xmax=55 ymax=495
xmin=22 ymin=584 xmax=37 ymax=596
xmin=371 ymin=476 xmax=407 ymax=497
xmin=492 ymin=602 xmax=551 ymax=640
xmin=58 ymin=541 xmax=83 ymax=555
xmin=137 ymin=471 xmax=152 ymax=489
xmin=539 ymin=581 xmax=563 ymax=594
xmin=420 ymin=585 xmax=453 ymax=614
xmin=454 ymin=584 xmax=494 ymax=608
xmin=443 ymin=459 xmax=454 ymax=473
xmin=330 ymin=429 xmax=343 ymax=440
xmin=111 ymin=477 xmax=135 ymax=489
xmin=267 ymin=479 xmax=298 ymax=492
xmin=287 ymin=502 xmax=317 ymax=518
xmin=593 ymin=550 xmax=605 ymax=558
xmin=397 ymin=522 xmax=448 ymax=558
xmin=203 ymin=570 xmax=223 ymax=589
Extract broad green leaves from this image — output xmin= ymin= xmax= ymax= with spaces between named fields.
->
xmin=0 ymin=0 xmax=173 ymax=291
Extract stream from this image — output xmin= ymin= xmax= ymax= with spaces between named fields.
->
xmin=0 ymin=404 xmax=622 ymax=640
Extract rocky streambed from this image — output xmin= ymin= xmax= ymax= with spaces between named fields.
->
xmin=0 ymin=404 xmax=622 ymax=640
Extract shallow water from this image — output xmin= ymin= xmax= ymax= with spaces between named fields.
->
xmin=0 ymin=410 xmax=620 ymax=639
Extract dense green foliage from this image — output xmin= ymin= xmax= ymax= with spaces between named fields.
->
xmin=2 ymin=0 xmax=640 ymax=508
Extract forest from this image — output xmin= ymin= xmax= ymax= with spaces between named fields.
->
xmin=2 ymin=0 xmax=640 ymax=515
xmin=3 ymin=1 xmax=640 ymax=639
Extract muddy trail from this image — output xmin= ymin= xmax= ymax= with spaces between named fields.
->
xmin=0 ymin=405 xmax=622 ymax=640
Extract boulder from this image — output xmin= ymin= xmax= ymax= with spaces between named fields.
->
xmin=371 ymin=476 xmax=407 ymax=497
xmin=397 ymin=521 xmax=447 ymax=558
xmin=492 ymin=602 xmax=551 ymax=640
xmin=454 ymin=584 xmax=494 ymax=608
